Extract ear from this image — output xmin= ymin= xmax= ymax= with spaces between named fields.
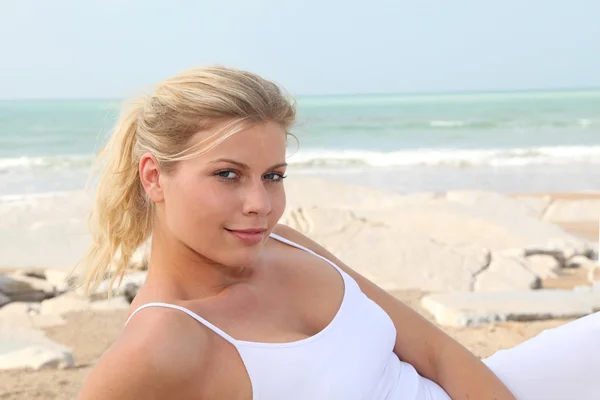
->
xmin=139 ymin=152 xmax=164 ymax=203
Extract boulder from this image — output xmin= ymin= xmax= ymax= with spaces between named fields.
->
xmin=40 ymin=293 xmax=92 ymax=315
xmin=566 ymin=255 xmax=598 ymax=269
xmin=474 ymin=254 xmax=541 ymax=292
xmin=353 ymin=199 xmax=589 ymax=253
xmin=0 ymin=322 xmax=74 ymax=370
xmin=44 ymin=269 xmax=74 ymax=293
xmin=280 ymin=203 xmax=585 ymax=293
xmin=0 ymin=302 xmax=40 ymax=317
xmin=283 ymin=176 xmax=411 ymax=210
xmin=40 ymin=292 xmax=130 ymax=316
xmin=542 ymin=199 xmax=600 ymax=222
xmin=525 ymin=254 xmax=560 ymax=279
xmin=311 ymin=218 xmax=490 ymax=292
xmin=80 ymin=272 xmax=147 ymax=299
xmin=0 ymin=302 xmax=65 ymax=329
xmin=0 ymin=274 xmax=55 ymax=302
xmin=422 ymin=289 xmax=600 ymax=327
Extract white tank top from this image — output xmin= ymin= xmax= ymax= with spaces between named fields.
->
xmin=126 ymin=232 xmax=450 ymax=400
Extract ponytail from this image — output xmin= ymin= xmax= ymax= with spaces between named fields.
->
xmin=75 ymin=101 xmax=152 ymax=297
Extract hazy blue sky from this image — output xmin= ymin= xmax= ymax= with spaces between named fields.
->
xmin=1 ymin=0 xmax=599 ymax=98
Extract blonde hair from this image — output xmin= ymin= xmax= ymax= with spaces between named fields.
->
xmin=75 ymin=66 xmax=297 ymax=296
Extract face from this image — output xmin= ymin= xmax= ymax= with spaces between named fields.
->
xmin=141 ymin=121 xmax=288 ymax=268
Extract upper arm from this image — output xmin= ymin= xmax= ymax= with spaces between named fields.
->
xmin=79 ymin=342 xmax=169 ymax=399
xmin=78 ymin=312 xmax=210 ymax=400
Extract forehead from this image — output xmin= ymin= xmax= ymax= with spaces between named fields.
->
xmin=193 ymin=121 xmax=287 ymax=162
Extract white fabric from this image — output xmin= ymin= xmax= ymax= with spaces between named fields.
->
xmin=126 ymin=232 xmax=600 ymax=399
xmin=483 ymin=311 xmax=600 ymax=400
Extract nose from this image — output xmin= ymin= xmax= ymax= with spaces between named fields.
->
xmin=242 ymin=179 xmax=272 ymax=216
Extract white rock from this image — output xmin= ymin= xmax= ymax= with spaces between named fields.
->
xmin=0 ymin=313 xmax=66 ymax=329
xmin=0 ymin=302 xmax=65 ymax=329
xmin=542 ymin=238 xmax=591 ymax=261
xmin=0 ymin=322 xmax=74 ymax=370
xmin=474 ymin=254 xmax=541 ymax=292
xmin=354 ymin=199 xmax=588 ymax=253
xmin=0 ymin=274 xmax=55 ymax=302
xmin=317 ymin=221 xmax=489 ymax=293
xmin=12 ymin=269 xmax=46 ymax=280
xmin=566 ymin=255 xmax=597 ymax=269
xmin=40 ymin=292 xmax=130 ymax=315
xmin=43 ymin=269 xmax=74 ymax=293
xmin=525 ymin=254 xmax=561 ymax=279
xmin=0 ymin=302 xmax=40 ymax=317
xmin=79 ymin=272 xmax=147 ymax=299
xmin=542 ymin=199 xmax=600 ymax=222
xmin=422 ymin=289 xmax=600 ymax=327
xmin=281 ymin=207 xmax=365 ymax=253
xmin=284 ymin=176 xmax=409 ymax=210
xmin=499 ymin=248 xmax=525 ymax=258
xmin=40 ymin=293 xmax=91 ymax=316
xmin=280 ymin=203 xmax=583 ymax=293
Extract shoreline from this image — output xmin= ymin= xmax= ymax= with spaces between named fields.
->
xmin=1 ymin=179 xmax=599 ymax=399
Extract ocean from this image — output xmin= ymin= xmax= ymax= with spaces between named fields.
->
xmin=1 ymin=90 xmax=599 ymax=198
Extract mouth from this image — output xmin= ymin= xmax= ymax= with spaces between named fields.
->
xmin=225 ymin=228 xmax=267 ymax=244
xmin=226 ymin=228 xmax=267 ymax=234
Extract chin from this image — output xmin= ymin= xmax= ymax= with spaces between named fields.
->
xmin=221 ymin=247 xmax=264 ymax=268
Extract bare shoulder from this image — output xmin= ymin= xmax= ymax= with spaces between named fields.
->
xmin=273 ymin=224 xmax=357 ymax=276
xmin=273 ymin=223 xmax=351 ymax=272
xmin=78 ymin=306 xmax=211 ymax=399
xmin=273 ymin=223 xmax=392 ymax=299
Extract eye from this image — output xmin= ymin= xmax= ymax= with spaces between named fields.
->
xmin=215 ymin=170 xmax=239 ymax=180
xmin=264 ymin=172 xmax=287 ymax=182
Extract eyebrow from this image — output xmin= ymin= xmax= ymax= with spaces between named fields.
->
xmin=210 ymin=158 xmax=288 ymax=170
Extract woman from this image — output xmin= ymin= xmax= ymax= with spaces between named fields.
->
xmin=77 ymin=66 xmax=599 ymax=400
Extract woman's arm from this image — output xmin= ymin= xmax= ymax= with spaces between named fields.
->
xmin=78 ymin=309 xmax=210 ymax=399
xmin=275 ymin=224 xmax=515 ymax=400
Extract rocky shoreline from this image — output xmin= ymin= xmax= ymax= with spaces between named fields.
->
xmin=1 ymin=177 xmax=599 ymax=398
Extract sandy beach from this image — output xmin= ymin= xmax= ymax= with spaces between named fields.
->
xmin=1 ymin=177 xmax=599 ymax=399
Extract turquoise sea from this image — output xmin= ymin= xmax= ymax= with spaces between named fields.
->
xmin=1 ymin=90 xmax=599 ymax=197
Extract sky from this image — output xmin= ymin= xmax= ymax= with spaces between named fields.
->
xmin=1 ymin=0 xmax=599 ymax=99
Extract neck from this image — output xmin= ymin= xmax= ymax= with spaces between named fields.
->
xmin=144 ymin=226 xmax=253 ymax=301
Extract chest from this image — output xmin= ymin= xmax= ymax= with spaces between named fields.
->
xmin=195 ymin=246 xmax=347 ymax=344
xmin=202 ymin=283 xmax=399 ymax=400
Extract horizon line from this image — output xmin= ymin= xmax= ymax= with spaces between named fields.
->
xmin=1 ymin=86 xmax=599 ymax=102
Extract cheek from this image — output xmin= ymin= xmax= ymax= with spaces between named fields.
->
xmin=270 ymin=186 xmax=286 ymax=221
xmin=164 ymin=176 xmax=221 ymax=232
xmin=181 ymin=181 xmax=234 ymax=223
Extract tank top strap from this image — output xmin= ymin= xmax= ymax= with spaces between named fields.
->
xmin=126 ymin=302 xmax=238 ymax=346
xmin=269 ymin=232 xmax=346 ymax=275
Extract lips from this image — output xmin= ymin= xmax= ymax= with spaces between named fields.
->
xmin=226 ymin=228 xmax=267 ymax=245
xmin=227 ymin=228 xmax=267 ymax=233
